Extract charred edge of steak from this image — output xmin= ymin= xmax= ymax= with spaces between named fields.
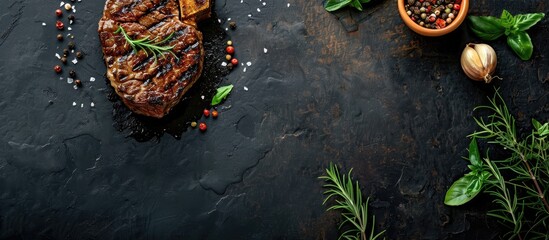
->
xmin=99 ymin=0 xmax=205 ymax=118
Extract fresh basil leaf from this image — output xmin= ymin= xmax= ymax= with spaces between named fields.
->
xmin=350 ymin=0 xmax=363 ymax=11
xmin=514 ymin=13 xmax=545 ymax=32
xmin=211 ymin=84 xmax=234 ymax=106
xmin=507 ymin=31 xmax=533 ymax=60
xmin=324 ymin=0 xmax=353 ymax=12
xmin=445 ymin=174 xmax=483 ymax=206
xmin=359 ymin=0 xmax=370 ymax=3
xmin=499 ymin=10 xmax=516 ymax=28
xmin=468 ymin=138 xmax=482 ymax=167
xmin=468 ymin=16 xmax=505 ymax=41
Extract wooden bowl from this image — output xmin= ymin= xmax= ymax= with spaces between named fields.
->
xmin=397 ymin=0 xmax=469 ymax=37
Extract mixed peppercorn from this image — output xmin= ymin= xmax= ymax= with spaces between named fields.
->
xmin=404 ymin=0 xmax=461 ymax=29
xmin=52 ymin=2 xmax=86 ymax=89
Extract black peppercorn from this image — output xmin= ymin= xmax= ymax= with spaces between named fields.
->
xmin=61 ymin=57 xmax=67 ymax=64
xmin=68 ymin=41 xmax=75 ymax=50
xmin=227 ymin=63 xmax=234 ymax=70
xmin=229 ymin=21 xmax=237 ymax=30
xmin=63 ymin=48 xmax=69 ymax=56
xmin=69 ymin=70 xmax=76 ymax=78
xmin=68 ymin=14 xmax=75 ymax=21
xmin=74 ymin=79 xmax=82 ymax=87
xmin=76 ymin=51 xmax=83 ymax=59
xmin=57 ymin=34 xmax=63 ymax=41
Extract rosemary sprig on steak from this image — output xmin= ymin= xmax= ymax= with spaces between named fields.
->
xmin=114 ymin=26 xmax=177 ymax=60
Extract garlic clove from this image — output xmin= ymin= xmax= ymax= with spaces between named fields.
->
xmin=461 ymin=43 xmax=498 ymax=83
xmin=461 ymin=46 xmax=485 ymax=81
xmin=473 ymin=44 xmax=497 ymax=73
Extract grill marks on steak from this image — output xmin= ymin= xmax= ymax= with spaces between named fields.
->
xmin=99 ymin=0 xmax=204 ymax=118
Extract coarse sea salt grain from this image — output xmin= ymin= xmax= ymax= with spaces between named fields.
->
xmin=90 ymin=77 xmax=96 ymax=82
xmin=248 ymin=14 xmax=252 ymax=17
xmin=55 ymin=53 xmax=61 ymax=59
xmin=244 ymin=86 xmax=249 ymax=91
xmin=257 ymin=8 xmax=261 ymax=12
xmin=73 ymin=85 xmax=78 ymax=90
xmin=246 ymin=62 xmax=252 ymax=66
xmin=201 ymin=95 xmax=205 ymax=100
xmin=72 ymin=102 xmax=77 ymax=106
xmin=91 ymin=102 xmax=95 ymax=107
xmin=42 ymin=22 xmax=46 ymax=26
xmin=264 ymin=48 xmax=268 ymax=53
xmin=221 ymin=62 xmax=227 ymax=67
xmin=60 ymin=2 xmax=65 ymax=7
xmin=69 ymin=20 xmax=73 ymax=25
xmin=263 ymin=2 xmax=266 ymax=5
xmin=241 ymin=0 xmax=243 ymax=3
xmin=72 ymin=58 xmax=78 ymax=64
xmin=287 ymin=3 xmax=291 ymax=7
xmin=243 ymin=67 xmax=247 ymax=73
xmin=81 ymin=103 xmax=84 ymax=108
xmin=68 ymin=27 xmax=72 ymax=31
xmin=67 ymin=77 xmax=74 ymax=84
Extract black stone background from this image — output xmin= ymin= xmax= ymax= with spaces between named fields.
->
xmin=0 ymin=0 xmax=548 ymax=239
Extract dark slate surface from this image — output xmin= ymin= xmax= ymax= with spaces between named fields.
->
xmin=0 ymin=0 xmax=548 ymax=239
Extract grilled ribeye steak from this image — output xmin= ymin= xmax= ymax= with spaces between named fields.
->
xmin=98 ymin=0 xmax=210 ymax=118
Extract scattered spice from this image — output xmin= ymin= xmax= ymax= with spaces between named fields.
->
xmin=226 ymin=46 xmax=235 ymax=54
xmin=227 ymin=63 xmax=234 ymax=70
xmin=211 ymin=110 xmax=219 ymax=118
xmin=61 ymin=57 xmax=67 ymax=64
xmin=56 ymin=9 xmax=63 ymax=17
xmin=225 ymin=54 xmax=232 ymax=61
xmin=68 ymin=14 xmax=75 ymax=21
xmin=57 ymin=34 xmax=64 ymax=41
xmin=56 ymin=21 xmax=64 ymax=30
xmin=74 ymin=79 xmax=82 ymax=87
xmin=63 ymin=48 xmax=69 ymax=56
xmin=69 ymin=70 xmax=76 ymax=78
xmin=231 ymin=58 xmax=239 ymax=65
xmin=68 ymin=41 xmax=75 ymax=50
xmin=191 ymin=122 xmax=198 ymax=128
xmin=229 ymin=21 xmax=237 ymax=30
xmin=76 ymin=51 xmax=83 ymax=59
xmin=54 ymin=65 xmax=62 ymax=73
xmin=199 ymin=122 xmax=207 ymax=132
xmin=203 ymin=109 xmax=210 ymax=117
xmin=64 ymin=3 xmax=72 ymax=11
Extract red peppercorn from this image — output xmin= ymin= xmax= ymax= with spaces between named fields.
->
xmin=56 ymin=21 xmax=64 ymax=30
xmin=56 ymin=9 xmax=63 ymax=17
xmin=427 ymin=6 xmax=431 ymax=13
xmin=231 ymin=58 xmax=239 ymax=65
xmin=453 ymin=4 xmax=460 ymax=10
xmin=54 ymin=65 xmax=62 ymax=73
xmin=199 ymin=122 xmax=207 ymax=132
xmin=203 ymin=109 xmax=210 ymax=117
xmin=226 ymin=46 xmax=235 ymax=55
xmin=211 ymin=110 xmax=218 ymax=118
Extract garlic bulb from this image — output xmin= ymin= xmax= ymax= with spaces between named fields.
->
xmin=461 ymin=43 xmax=498 ymax=83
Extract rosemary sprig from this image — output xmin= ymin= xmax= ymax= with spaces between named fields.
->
xmin=468 ymin=90 xmax=549 ymax=239
xmin=319 ymin=163 xmax=385 ymax=240
xmin=114 ymin=26 xmax=177 ymax=60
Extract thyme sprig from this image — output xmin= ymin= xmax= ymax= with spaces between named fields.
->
xmin=320 ymin=163 xmax=385 ymax=240
xmin=114 ymin=26 xmax=177 ymax=60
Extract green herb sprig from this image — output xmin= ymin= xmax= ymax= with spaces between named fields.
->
xmin=445 ymin=91 xmax=549 ymax=239
xmin=115 ymin=26 xmax=177 ymax=60
xmin=320 ymin=163 xmax=385 ymax=240
xmin=211 ymin=84 xmax=234 ymax=106
xmin=468 ymin=10 xmax=544 ymax=60
xmin=324 ymin=0 xmax=371 ymax=12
